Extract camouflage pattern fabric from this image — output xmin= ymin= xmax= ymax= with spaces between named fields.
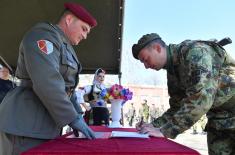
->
xmin=207 ymin=129 xmax=235 ymax=155
xmin=139 ymin=103 xmax=150 ymax=122
xmin=126 ymin=105 xmax=136 ymax=126
xmin=152 ymin=40 xmax=235 ymax=154
xmin=149 ymin=106 xmax=160 ymax=122
xmin=198 ymin=114 xmax=207 ymax=132
xmin=191 ymin=122 xmax=198 ymax=134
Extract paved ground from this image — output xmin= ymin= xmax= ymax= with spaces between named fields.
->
xmin=172 ymin=129 xmax=208 ymax=155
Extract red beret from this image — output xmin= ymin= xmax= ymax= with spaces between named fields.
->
xmin=64 ymin=2 xmax=97 ymax=27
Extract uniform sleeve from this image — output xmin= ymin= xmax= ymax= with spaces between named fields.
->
xmin=160 ymin=46 xmax=218 ymax=139
xmin=75 ymin=85 xmax=92 ymax=103
xmin=152 ymin=104 xmax=179 ymax=127
xmin=22 ymin=31 xmax=77 ymax=127
xmin=152 ymin=90 xmax=182 ymax=127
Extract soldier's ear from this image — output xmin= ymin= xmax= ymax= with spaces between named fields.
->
xmin=152 ymin=43 xmax=161 ymax=54
xmin=65 ymin=14 xmax=74 ymax=26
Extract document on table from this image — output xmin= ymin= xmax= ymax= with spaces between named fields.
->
xmin=66 ymin=131 xmax=149 ymax=139
xmin=110 ymin=131 xmax=149 ymax=138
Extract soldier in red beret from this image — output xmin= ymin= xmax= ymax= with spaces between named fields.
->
xmin=0 ymin=2 xmax=97 ymax=154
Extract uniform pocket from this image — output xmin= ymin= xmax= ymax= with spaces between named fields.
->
xmin=60 ymin=49 xmax=79 ymax=79
xmin=61 ymin=51 xmax=77 ymax=69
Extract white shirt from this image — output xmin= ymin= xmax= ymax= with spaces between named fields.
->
xmin=75 ymin=84 xmax=107 ymax=108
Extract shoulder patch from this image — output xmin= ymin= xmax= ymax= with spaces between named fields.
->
xmin=37 ymin=40 xmax=53 ymax=55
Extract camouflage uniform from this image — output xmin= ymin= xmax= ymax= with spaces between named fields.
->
xmin=191 ymin=122 xmax=198 ymax=134
xmin=139 ymin=102 xmax=150 ymax=122
xmin=198 ymin=114 xmax=207 ymax=133
xmin=149 ymin=104 xmax=160 ymax=122
xmin=126 ymin=104 xmax=136 ymax=126
xmin=151 ymin=40 xmax=235 ymax=155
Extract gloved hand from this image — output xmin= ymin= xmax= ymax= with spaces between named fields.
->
xmin=69 ymin=115 xmax=96 ymax=139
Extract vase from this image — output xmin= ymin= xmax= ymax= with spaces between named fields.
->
xmin=109 ymin=99 xmax=123 ymax=128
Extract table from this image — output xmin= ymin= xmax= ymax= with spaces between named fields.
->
xmin=22 ymin=126 xmax=200 ymax=155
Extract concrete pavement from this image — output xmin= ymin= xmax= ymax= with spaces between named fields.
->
xmin=172 ymin=129 xmax=208 ymax=155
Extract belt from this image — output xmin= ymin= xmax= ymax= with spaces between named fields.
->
xmin=19 ymin=79 xmax=74 ymax=97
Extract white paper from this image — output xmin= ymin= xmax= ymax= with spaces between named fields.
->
xmin=111 ymin=131 xmax=149 ymax=138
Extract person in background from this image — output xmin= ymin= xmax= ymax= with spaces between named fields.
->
xmin=149 ymin=103 xmax=160 ymax=122
xmin=191 ymin=122 xmax=198 ymax=134
xmin=76 ymin=68 xmax=110 ymax=126
xmin=0 ymin=2 xmax=97 ymax=154
xmin=138 ymin=99 xmax=150 ymax=123
xmin=198 ymin=114 xmax=207 ymax=134
xmin=125 ymin=102 xmax=136 ymax=126
xmin=0 ymin=66 xmax=15 ymax=103
xmin=133 ymin=33 xmax=235 ymax=155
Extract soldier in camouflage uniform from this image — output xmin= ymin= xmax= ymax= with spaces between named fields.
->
xmin=198 ymin=114 xmax=207 ymax=134
xmin=133 ymin=33 xmax=235 ymax=155
xmin=149 ymin=103 xmax=160 ymax=122
xmin=191 ymin=122 xmax=198 ymax=134
xmin=125 ymin=103 xmax=136 ymax=126
xmin=138 ymin=99 xmax=150 ymax=123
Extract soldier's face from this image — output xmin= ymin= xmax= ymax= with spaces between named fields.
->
xmin=138 ymin=45 xmax=166 ymax=70
xmin=67 ymin=16 xmax=91 ymax=45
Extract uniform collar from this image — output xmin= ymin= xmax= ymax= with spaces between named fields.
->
xmin=34 ymin=22 xmax=72 ymax=47
xmin=53 ymin=24 xmax=71 ymax=45
xmin=48 ymin=23 xmax=81 ymax=74
xmin=163 ymin=45 xmax=172 ymax=70
xmin=52 ymin=24 xmax=80 ymax=63
xmin=163 ymin=44 xmax=179 ymax=74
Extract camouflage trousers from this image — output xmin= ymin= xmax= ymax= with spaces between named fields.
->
xmin=143 ymin=115 xmax=149 ymax=123
xmin=207 ymin=129 xmax=235 ymax=155
xmin=127 ymin=116 xmax=134 ymax=126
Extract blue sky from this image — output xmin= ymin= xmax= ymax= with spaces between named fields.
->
xmin=120 ymin=0 xmax=235 ymax=85
xmin=123 ymin=0 xmax=234 ymax=55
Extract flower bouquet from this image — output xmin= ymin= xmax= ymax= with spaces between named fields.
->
xmin=100 ymin=84 xmax=133 ymax=127
xmin=100 ymin=84 xmax=133 ymax=104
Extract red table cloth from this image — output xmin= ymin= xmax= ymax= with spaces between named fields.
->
xmin=22 ymin=126 xmax=200 ymax=155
